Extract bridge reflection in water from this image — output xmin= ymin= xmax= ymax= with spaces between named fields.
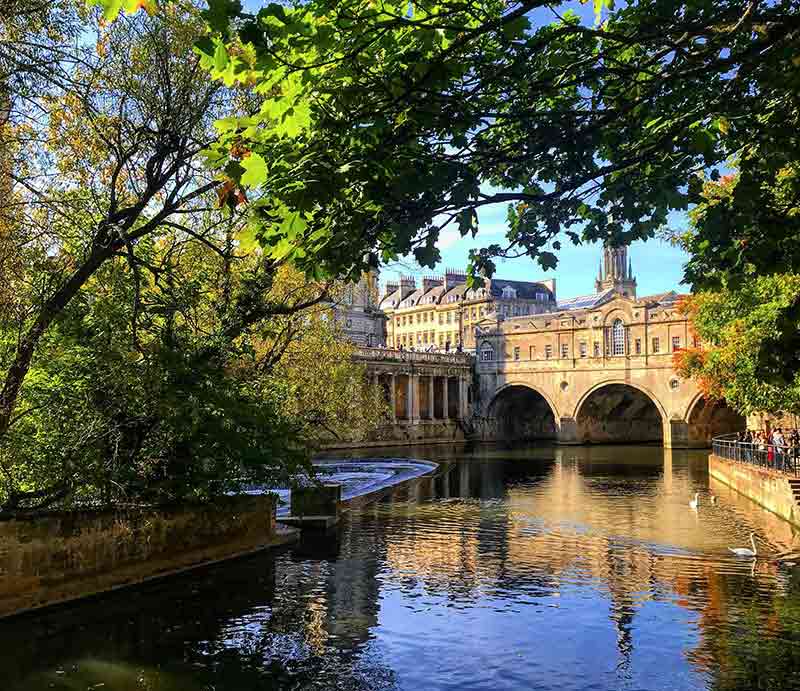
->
xmin=5 ymin=444 xmax=800 ymax=691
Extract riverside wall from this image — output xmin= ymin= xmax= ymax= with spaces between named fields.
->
xmin=709 ymin=455 xmax=800 ymax=527
xmin=0 ymin=494 xmax=294 ymax=619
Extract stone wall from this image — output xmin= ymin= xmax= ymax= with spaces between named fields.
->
xmin=709 ymin=455 xmax=800 ymax=527
xmin=325 ymin=419 xmax=466 ymax=449
xmin=0 ymin=494 xmax=294 ymax=619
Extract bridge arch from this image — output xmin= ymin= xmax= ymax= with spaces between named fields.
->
xmin=684 ymin=393 xmax=745 ymax=446
xmin=573 ymin=380 xmax=667 ymax=444
xmin=488 ymin=383 xmax=559 ymax=442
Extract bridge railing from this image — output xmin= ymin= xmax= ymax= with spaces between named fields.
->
xmin=712 ymin=433 xmax=800 ymax=476
xmin=352 ymin=346 xmax=474 ymax=366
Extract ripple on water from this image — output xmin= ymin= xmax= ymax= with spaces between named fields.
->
xmin=6 ymin=445 xmax=800 ymax=691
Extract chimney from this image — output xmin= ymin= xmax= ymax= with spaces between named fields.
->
xmin=422 ymin=275 xmax=443 ymax=292
xmin=384 ymin=281 xmax=399 ymax=297
xmin=444 ymin=268 xmax=467 ymax=290
xmin=399 ymin=275 xmax=417 ymax=292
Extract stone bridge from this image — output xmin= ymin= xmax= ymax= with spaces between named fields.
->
xmin=473 ymin=295 xmax=743 ymax=448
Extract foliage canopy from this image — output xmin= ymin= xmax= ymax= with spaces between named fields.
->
xmin=90 ymin=0 xmax=800 ymax=286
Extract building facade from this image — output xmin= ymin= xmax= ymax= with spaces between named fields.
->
xmin=473 ymin=244 xmax=744 ymax=447
xmin=379 ymin=269 xmax=557 ymax=352
xmin=331 ymin=270 xmax=386 ymax=347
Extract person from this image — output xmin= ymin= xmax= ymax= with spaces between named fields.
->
xmin=773 ymin=428 xmax=785 ymax=470
xmin=743 ymin=429 xmax=753 ymax=463
xmin=445 ymin=340 xmax=451 ymax=353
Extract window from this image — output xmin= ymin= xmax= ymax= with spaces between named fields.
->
xmin=611 ymin=319 xmax=625 ymax=356
xmin=593 ymin=342 xmax=600 ymax=357
xmin=447 ymin=312 xmax=452 ymax=324
xmin=423 ymin=332 xmax=428 ymax=344
xmin=652 ymin=337 xmax=660 ymax=353
xmin=480 ymin=343 xmax=494 ymax=361
xmin=529 ymin=345 xmax=536 ymax=359
xmin=423 ymin=312 xmax=428 ymax=323
xmin=579 ymin=342 xmax=587 ymax=358
xmin=479 ymin=306 xmax=485 ymax=317
xmin=402 ymin=316 xmax=407 ymax=326
xmin=513 ymin=346 xmax=520 ymax=361
xmin=438 ymin=314 xmax=443 ymax=325
xmin=561 ymin=343 xmax=569 ymax=358
xmin=635 ymin=338 xmax=641 ymax=355
xmin=396 ymin=316 xmax=401 ymax=325
xmin=545 ymin=344 xmax=552 ymax=359
xmin=471 ymin=308 xmax=477 ymax=319
xmin=502 ymin=285 xmax=517 ymax=299
xmin=416 ymin=314 xmax=421 ymax=324
xmin=672 ymin=336 xmax=681 ymax=352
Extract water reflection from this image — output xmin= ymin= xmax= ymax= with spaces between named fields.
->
xmin=5 ymin=444 xmax=800 ymax=690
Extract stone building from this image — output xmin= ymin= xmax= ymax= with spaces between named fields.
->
xmin=379 ymin=269 xmax=557 ymax=352
xmin=331 ymin=270 xmax=386 ymax=346
xmin=474 ymin=244 xmax=745 ymax=447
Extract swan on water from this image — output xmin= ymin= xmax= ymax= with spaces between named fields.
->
xmin=729 ymin=533 xmax=758 ymax=558
xmin=689 ymin=492 xmax=699 ymax=510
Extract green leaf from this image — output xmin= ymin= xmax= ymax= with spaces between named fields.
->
xmin=280 ymin=211 xmax=308 ymax=240
xmin=240 ymin=153 xmax=268 ymax=188
xmin=214 ymin=42 xmax=229 ymax=72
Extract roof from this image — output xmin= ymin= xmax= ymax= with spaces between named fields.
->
xmin=556 ymin=289 xmax=616 ymax=311
xmin=488 ymin=278 xmax=554 ymax=300
xmin=636 ymin=291 xmax=682 ymax=305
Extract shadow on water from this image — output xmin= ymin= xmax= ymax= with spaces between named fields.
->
xmin=5 ymin=443 xmax=800 ymax=690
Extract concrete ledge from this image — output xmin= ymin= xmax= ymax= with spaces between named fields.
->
xmin=0 ymin=495 xmax=297 ymax=619
xmin=709 ymin=454 xmax=800 ymax=527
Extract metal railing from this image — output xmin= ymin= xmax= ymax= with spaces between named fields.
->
xmin=712 ymin=433 xmax=800 ymax=476
xmin=352 ymin=346 xmax=474 ymax=366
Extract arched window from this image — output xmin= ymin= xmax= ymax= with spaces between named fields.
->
xmin=611 ymin=319 xmax=625 ymax=356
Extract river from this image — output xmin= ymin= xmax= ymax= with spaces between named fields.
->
xmin=5 ymin=443 xmax=800 ymax=691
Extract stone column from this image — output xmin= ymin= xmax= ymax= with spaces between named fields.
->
xmin=405 ymin=374 xmax=413 ymax=422
xmin=458 ymin=376 xmax=468 ymax=419
xmin=410 ymin=373 xmax=420 ymax=424
xmin=389 ymin=373 xmax=397 ymax=423
xmin=442 ymin=376 xmax=449 ymax=420
xmin=428 ymin=375 xmax=435 ymax=420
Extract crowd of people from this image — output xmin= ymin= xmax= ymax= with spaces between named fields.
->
xmin=735 ymin=428 xmax=800 ymax=472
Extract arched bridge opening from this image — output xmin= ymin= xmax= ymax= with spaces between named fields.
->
xmin=687 ymin=397 xmax=745 ymax=447
xmin=490 ymin=385 xmax=557 ymax=442
xmin=576 ymin=384 xmax=663 ymax=444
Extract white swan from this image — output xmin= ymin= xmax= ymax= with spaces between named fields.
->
xmin=689 ymin=492 xmax=699 ymax=510
xmin=729 ymin=533 xmax=758 ymax=558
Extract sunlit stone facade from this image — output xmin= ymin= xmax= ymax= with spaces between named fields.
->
xmin=379 ymin=270 xmax=557 ymax=352
xmin=473 ymin=244 xmax=745 ymax=448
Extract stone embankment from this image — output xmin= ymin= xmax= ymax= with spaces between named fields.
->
xmin=709 ymin=455 xmax=800 ymax=527
xmin=0 ymin=457 xmax=439 ymax=619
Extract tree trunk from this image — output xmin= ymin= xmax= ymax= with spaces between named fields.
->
xmin=0 ymin=242 xmax=117 ymax=436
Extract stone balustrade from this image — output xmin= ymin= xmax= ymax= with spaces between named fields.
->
xmin=352 ymin=346 xmax=473 ymax=366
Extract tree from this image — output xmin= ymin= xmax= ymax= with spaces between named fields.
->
xmin=0 ymin=4 xmax=385 ymax=511
xmin=674 ymin=276 xmax=800 ymax=417
xmin=90 ymin=0 xmax=800 ymax=283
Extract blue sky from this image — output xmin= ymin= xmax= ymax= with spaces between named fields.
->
xmin=386 ymin=203 xmax=691 ymax=300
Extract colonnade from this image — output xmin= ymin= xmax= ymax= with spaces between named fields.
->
xmin=372 ymin=372 xmax=470 ymax=424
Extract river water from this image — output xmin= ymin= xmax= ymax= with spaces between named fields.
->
xmin=5 ymin=444 xmax=800 ymax=691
